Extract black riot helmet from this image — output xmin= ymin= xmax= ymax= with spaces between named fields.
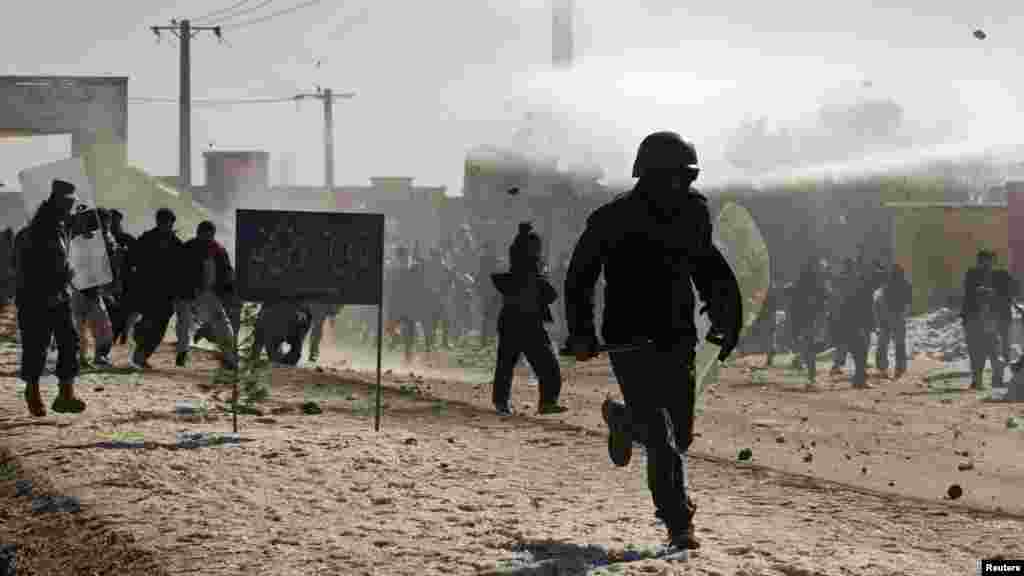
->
xmin=631 ymin=131 xmax=699 ymax=179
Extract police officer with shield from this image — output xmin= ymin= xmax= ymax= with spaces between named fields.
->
xmin=564 ymin=132 xmax=741 ymax=555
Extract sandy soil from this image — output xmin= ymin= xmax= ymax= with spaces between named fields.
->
xmin=2 ymin=308 xmax=1023 ymax=575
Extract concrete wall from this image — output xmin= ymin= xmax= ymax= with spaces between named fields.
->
xmin=0 ymin=76 xmax=128 ymax=165
xmin=887 ymin=203 xmax=1009 ymax=314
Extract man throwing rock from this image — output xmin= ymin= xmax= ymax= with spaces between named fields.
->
xmin=564 ymin=132 xmax=740 ymax=557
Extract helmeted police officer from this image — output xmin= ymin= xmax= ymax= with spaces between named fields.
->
xmin=565 ymin=132 xmax=741 ymax=555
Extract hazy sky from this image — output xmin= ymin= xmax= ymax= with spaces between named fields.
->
xmin=1 ymin=0 xmax=1023 ymax=192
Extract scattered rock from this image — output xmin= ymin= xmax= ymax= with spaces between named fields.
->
xmin=947 ymin=484 xmax=963 ymax=500
xmin=14 ymin=480 xmax=32 ymax=498
xmin=370 ymin=496 xmax=394 ymax=506
xmin=93 ymin=386 xmax=104 ymax=392
xmin=176 ymin=432 xmax=241 ymax=449
xmin=888 ymin=481 xmax=895 ymax=487
xmin=403 ymin=438 xmax=417 ymax=446
xmin=775 ymin=435 xmax=786 ymax=444
xmin=31 ymin=495 xmax=81 ymax=514
xmin=0 ymin=544 xmax=16 ymax=576
xmin=738 ymin=448 xmax=753 ymax=461
xmin=802 ymin=453 xmax=813 ymax=463
xmin=958 ymin=462 xmax=975 ymax=471
xmin=861 ymin=466 xmax=868 ymax=475
xmin=254 ymin=417 xmax=278 ymax=425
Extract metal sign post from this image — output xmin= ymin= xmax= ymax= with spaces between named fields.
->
xmin=374 ymin=217 xmax=385 ymax=431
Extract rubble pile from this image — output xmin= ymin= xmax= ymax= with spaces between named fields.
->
xmin=905 ymin=308 xmax=968 ymax=361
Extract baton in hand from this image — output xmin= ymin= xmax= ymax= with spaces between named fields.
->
xmin=558 ymin=341 xmax=654 ymax=357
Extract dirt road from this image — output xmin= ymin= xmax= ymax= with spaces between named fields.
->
xmin=1 ymin=312 xmax=1022 ymax=575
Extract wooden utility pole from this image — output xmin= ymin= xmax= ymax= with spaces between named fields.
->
xmin=294 ymin=88 xmax=355 ymax=194
xmin=150 ymin=19 xmax=224 ymax=196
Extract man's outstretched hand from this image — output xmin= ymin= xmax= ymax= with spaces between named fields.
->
xmin=706 ymin=325 xmax=739 ymax=362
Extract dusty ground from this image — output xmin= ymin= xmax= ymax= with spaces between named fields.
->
xmin=2 ymin=307 xmax=1024 ymax=575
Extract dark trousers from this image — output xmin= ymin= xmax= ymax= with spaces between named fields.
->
xmin=830 ymin=317 xmax=847 ymax=369
xmin=18 ymin=300 xmax=80 ymax=384
xmin=840 ymin=327 xmax=869 ymax=385
xmin=876 ymin=316 xmax=907 ymax=373
xmin=608 ymin=347 xmax=695 ymax=531
xmin=134 ymin=296 xmax=175 ymax=360
xmin=252 ymin=316 xmax=309 ymax=365
xmin=480 ymin=293 xmax=499 ymax=345
xmin=492 ymin=317 xmax=562 ymax=407
xmin=1000 ymin=319 xmax=1012 ymax=361
xmin=793 ymin=324 xmax=818 ymax=381
xmin=966 ymin=318 xmax=1003 ymax=388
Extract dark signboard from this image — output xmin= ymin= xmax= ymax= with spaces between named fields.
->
xmin=235 ymin=209 xmax=385 ymax=305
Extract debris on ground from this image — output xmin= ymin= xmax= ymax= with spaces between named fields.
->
xmin=31 ymin=495 xmax=81 ymax=514
xmin=948 ymin=484 xmax=964 ymax=500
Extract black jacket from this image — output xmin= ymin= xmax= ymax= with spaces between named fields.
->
xmin=564 ymin=183 xmax=722 ymax=348
xmin=791 ymin=269 xmax=826 ymax=331
xmin=14 ymin=211 xmax=74 ymax=308
xmin=131 ymin=227 xmax=186 ymax=297
xmin=963 ymin=267 xmax=1016 ymax=321
xmin=492 ymin=271 xmax=557 ymax=324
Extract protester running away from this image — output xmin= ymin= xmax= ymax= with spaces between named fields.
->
xmin=490 ymin=222 xmax=565 ymax=416
xmin=129 ymin=208 xmax=185 ymax=370
xmin=564 ymin=132 xmax=741 ymax=558
xmin=15 ymin=179 xmax=87 ymax=416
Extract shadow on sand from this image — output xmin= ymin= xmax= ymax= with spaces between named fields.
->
xmin=479 ymin=539 xmax=664 ymax=575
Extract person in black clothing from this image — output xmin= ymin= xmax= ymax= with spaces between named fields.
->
xmin=130 ymin=208 xmax=185 ymax=370
xmin=873 ymin=263 xmax=912 ymax=379
xmin=15 ymin=179 xmax=87 ymax=416
xmin=829 ymin=258 xmax=856 ymax=375
xmin=490 ymin=223 xmax=564 ymax=416
xmin=250 ymin=300 xmax=312 ymax=366
xmin=564 ymin=132 xmax=741 ymax=555
xmin=838 ymin=259 xmax=876 ymax=388
xmin=108 ymin=209 xmax=137 ymax=345
xmin=0 ymin=228 xmax=13 ymax=307
xmin=962 ymin=250 xmax=1011 ymax=389
xmin=792 ymin=257 xmax=828 ymax=387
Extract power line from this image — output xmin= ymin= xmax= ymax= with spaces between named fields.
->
xmin=221 ymin=0 xmax=326 ymax=31
xmin=127 ymin=95 xmax=299 ymax=105
xmin=206 ymin=0 xmax=278 ymax=25
xmin=191 ymin=0 xmax=255 ymax=24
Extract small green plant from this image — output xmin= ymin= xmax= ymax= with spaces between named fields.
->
xmin=212 ymin=303 xmax=273 ymax=414
xmin=0 ymin=460 xmax=18 ymax=482
xmin=431 ymin=399 xmax=448 ymax=416
xmin=301 ymin=401 xmax=323 ymax=415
